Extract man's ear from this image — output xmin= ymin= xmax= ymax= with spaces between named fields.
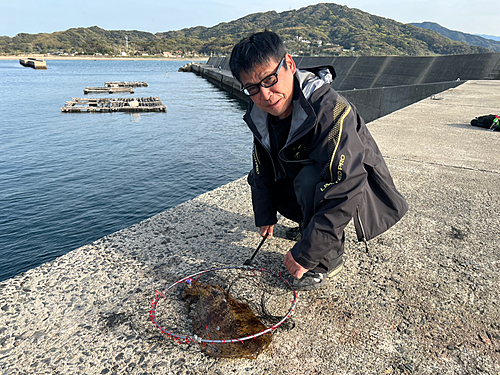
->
xmin=285 ymin=54 xmax=297 ymax=75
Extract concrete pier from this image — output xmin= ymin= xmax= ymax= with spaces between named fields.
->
xmin=1 ymin=81 xmax=499 ymax=374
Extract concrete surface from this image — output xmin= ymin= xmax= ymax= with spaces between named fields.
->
xmin=0 ymin=81 xmax=499 ymax=374
xmin=340 ymin=81 xmax=465 ymax=123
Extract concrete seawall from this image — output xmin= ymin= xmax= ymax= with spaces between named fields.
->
xmin=1 ymin=81 xmax=499 ymax=374
xmin=196 ymin=53 xmax=500 ymax=122
xmin=206 ymin=53 xmax=500 ymax=89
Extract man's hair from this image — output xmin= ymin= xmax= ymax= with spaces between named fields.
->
xmin=229 ymin=31 xmax=286 ymax=83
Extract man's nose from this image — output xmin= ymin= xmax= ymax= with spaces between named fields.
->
xmin=260 ymin=86 xmax=273 ymax=100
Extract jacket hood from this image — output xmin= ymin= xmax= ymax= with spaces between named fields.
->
xmin=295 ymin=66 xmax=335 ymax=100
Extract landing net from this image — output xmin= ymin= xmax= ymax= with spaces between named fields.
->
xmin=149 ymin=265 xmax=297 ymax=345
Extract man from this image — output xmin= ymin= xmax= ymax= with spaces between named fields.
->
xmin=229 ymin=31 xmax=408 ymax=291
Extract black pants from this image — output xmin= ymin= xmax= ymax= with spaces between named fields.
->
xmin=272 ymin=164 xmax=344 ymax=274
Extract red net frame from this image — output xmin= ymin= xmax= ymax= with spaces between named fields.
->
xmin=149 ymin=265 xmax=297 ymax=345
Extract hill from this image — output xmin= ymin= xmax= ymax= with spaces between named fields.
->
xmin=158 ymin=3 xmax=490 ymax=56
xmin=0 ymin=26 xmax=163 ymax=56
xmin=410 ymin=22 xmax=500 ymax=52
xmin=0 ymin=3 xmax=491 ymax=57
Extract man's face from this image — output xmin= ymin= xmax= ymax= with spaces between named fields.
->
xmin=239 ymin=54 xmax=296 ymax=120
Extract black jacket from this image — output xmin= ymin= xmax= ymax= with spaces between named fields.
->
xmin=244 ymin=66 xmax=408 ymax=270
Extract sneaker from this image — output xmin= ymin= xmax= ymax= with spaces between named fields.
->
xmin=291 ymin=271 xmax=328 ymax=291
xmin=292 ymin=258 xmax=344 ymax=291
xmin=286 ymin=226 xmax=302 ymax=241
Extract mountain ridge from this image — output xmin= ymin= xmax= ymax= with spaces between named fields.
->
xmin=0 ymin=3 xmax=492 ymax=57
xmin=410 ymin=22 xmax=500 ymax=52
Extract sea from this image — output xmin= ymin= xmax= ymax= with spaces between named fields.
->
xmin=0 ymin=59 xmax=252 ymax=282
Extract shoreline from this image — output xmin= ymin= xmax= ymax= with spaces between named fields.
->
xmin=0 ymin=54 xmax=209 ymax=61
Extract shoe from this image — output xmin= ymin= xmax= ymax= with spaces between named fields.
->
xmin=286 ymin=226 xmax=302 ymax=241
xmin=291 ymin=271 xmax=328 ymax=291
xmin=291 ymin=258 xmax=344 ymax=291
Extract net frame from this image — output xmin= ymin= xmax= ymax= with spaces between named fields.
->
xmin=149 ymin=265 xmax=297 ymax=345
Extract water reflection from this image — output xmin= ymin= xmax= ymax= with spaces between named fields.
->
xmin=130 ymin=113 xmax=141 ymax=123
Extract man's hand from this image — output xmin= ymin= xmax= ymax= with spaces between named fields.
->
xmin=284 ymin=251 xmax=308 ymax=279
xmin=260 ymin=225 xmax=274 ymax=238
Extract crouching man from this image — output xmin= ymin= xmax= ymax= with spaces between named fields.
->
xmin=229 ymin=31 xmax=408 ymax=291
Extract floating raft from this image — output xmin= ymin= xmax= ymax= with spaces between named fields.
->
xmin=104 ymin=81 xmax=148 ymax=88
xmin=83 ymin=86 xmax=134 ymax=94
xmin=61 ymin=97 xmax=166 ymax=113
xmin=19 ymin=57 xmax=47 ymax=69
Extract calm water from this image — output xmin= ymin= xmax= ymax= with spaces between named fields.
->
xmin=0 ymin=59 xmax=251 ymax=281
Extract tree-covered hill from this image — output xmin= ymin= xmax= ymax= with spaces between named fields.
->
xmin=0 ymin=26 xmax=161 ymax=55
xmin=159 ymin=4 xmax=489 ymax=56
xmin=0 ymin=3 xmax=491 ymax=56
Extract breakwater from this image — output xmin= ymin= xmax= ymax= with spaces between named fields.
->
xmin=193 ymin=53 xmax=500 ymax=122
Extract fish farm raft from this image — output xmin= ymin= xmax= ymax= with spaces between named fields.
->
xmin=60 ymin=97 xmax=167 ymax=113
xmin=83 ymin=87 xmax=135 ymax=94
xmin=104 ymin=81 xmax=148 ymax=87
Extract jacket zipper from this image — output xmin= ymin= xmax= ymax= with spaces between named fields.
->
xmin=356 ymin=206 xmax=369 ymax=253
xmin=250 ymin=96 xmax=317 ymax=181
xmin=254 ymin=136 xmax=279 ymax=181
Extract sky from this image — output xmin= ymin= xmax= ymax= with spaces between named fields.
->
xmin=1 ymin=0 xmax=499 ymax=38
